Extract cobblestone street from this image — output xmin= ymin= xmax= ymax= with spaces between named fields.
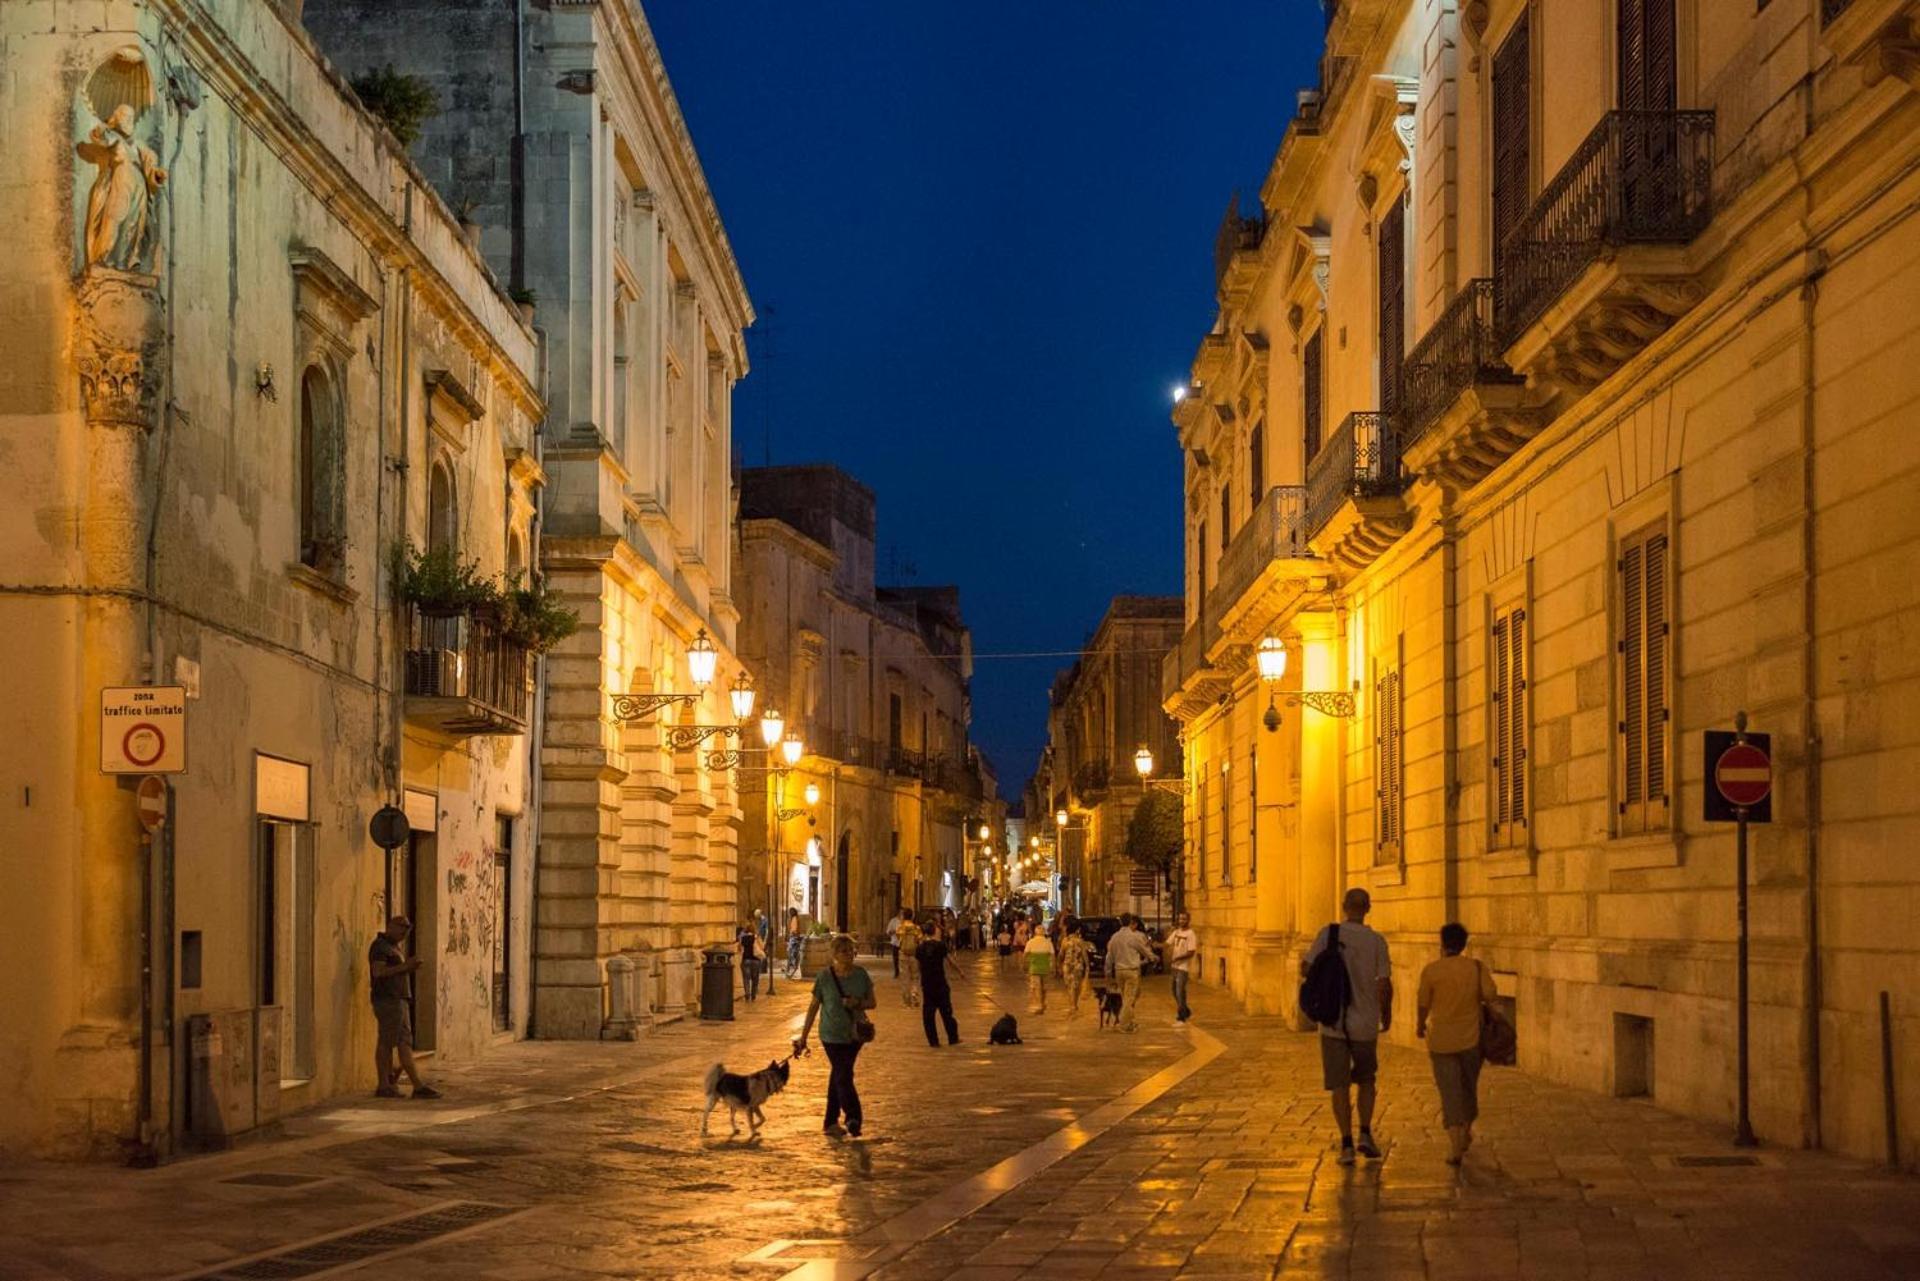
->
xmin=2 ymin=959 xmax=1916 ymax=1281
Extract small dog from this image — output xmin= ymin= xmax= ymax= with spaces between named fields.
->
xmin=701 ymin=1059 xmax=790 ymax=1137
xmin=1097 ymin=988 xmax=1124 ymax=1029
xmin=989 ymin=1013 xmax=1022 ymax=1045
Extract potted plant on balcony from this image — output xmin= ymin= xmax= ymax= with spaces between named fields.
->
xmin=395 ymin=543 xmax=496 ymax=617
xmin=501 ymin=574 xmax=580 ymax=654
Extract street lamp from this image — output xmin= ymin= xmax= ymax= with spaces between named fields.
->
xmin=1134 ymin=743 xmax=1187 ymax=795
xmin=803 ymin=781 xmax=821 ymax=808
xmin=780 ymin=731 xmax=805 ymax=768
xmin=759 ymin=706 xmax=784 ymax=749
xmin=1255 ymin=635 xmax=1357 ymax=729
xmin=1054 ymin=808 xmax=1067 ymax=829
xmin=978 ymin=823 xmax=990 ymax=841
xmin=729 ymin=672 xmax=757 ymax=722
xmin=687 ymin=629 xmax=718 ymax=690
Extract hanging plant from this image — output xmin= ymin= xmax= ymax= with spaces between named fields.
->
xmin=395 ymin=542 xmax=498 ymax=616
xmin=501 ymin=575 xmax=579 ymax=654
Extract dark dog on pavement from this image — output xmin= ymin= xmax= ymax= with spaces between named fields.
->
xmin=1097 ymin=988 xmax=1124 ymax=1028
xmin=989 ymin=1013 xmax=1022 ymax=1045
xmin=701 ymin=1059 xmax=790 ymax=1137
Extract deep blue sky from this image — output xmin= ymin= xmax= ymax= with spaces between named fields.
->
xmin=648 ymin=2 xmax=1322 ymax=796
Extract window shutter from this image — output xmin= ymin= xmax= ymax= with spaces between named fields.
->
xmin=1617 ymin=525 xmax=1670 ymax=834
xmin=1249 ymin=422 xmax=1265 ymax=504
xmin=1509 ymin=607 xmax=1528 ymax=829
xmin=1377 ymin=669 xmax=1402 ymax=856
xmin=1619 ymin=0 xmax=1678 ymax=113
xmin=1619 ymin=0 xmax=1647 ymax=114
xmin=1644 ymin=534 xmax=1670 ymax=815
xmin=1304 ymin=330 xmax=1323 ymax=462
xmin=1491 ymin=14 xmax=1531 ymax=262
xmin=1492 ymin=615 xmax=1511 ymax=833
xmin=1220 ymin=486 xmax=1232 ymax=553
xmin=1378 ymin=193 xmax=1407 ymax=419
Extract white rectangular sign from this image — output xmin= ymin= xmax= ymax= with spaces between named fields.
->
xmin=254 ymin=754 xmax=310 ymax=822
xmin=101 ymin=686 xmax=187 ymax=774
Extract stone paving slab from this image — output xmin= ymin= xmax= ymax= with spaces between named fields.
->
xmin=1 ymin=960 xmax=1917 ymax=1280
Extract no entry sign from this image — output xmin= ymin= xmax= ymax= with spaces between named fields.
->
xmin=1704 ymin=730 xmax=1772 ymax=823
xmin=135 ymin=775 xmax=168 ymax=831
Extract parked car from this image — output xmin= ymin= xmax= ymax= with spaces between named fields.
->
xmin=1078 ymin=916 xmax=1166 ymax=979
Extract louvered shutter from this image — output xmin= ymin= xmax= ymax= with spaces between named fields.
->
xmin=1221 ymin=486 xmax=1232 ymax=553
xmin=1249 ymin=422 xmax=1265 ymax=504
xmin=1377 ymin=670 xmax=1402 ymax=858
xmin=1643 ymin=533 xmax=1670 ymax=819
xmin=1378 ymin=193 xmax=1407 ymax=419
xmin=1617 ymin=524 xmax=1671 ymax=834
xmin=1619 ymin=0 xmax=1647 ymax=113
xmin=1492 ymin=615 xmax=1512 ymax=835
xmin=1619 ymin=540 xmax=1646 ymax=824
xmin=1509 ymin=607 xmax=1528 ymax=831
xmin=1304 ymin=331 xmax=1324 ymax=462
xmin=1619 ymin=0 xmax=1677 ymax=112
xmin=1491 ymin=15 xmax=1531 ymax=266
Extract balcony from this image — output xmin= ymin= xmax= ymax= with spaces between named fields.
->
xmin=1214 ymin=195 xmax=1266 ymax=297
xmin=1072 ymin=758 xmax=1112 ymax=803
xmin=1306 ymin=412 xmax=1412 ymax=570
xmin=1398 ymin=279 xmax=1543 ymax=489
xmin=1495 ymin=110 xmax=1715 ymax=392
xmin=404 ymin=604 xmax=531 ymax=736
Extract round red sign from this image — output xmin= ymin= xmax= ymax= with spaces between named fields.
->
xmin=122 ymin=720 xmax=166 ymax=768
xmin=1715 ymin=741 xmax=1772 ymax=808
xmin=136 ymin=774 xmax=168 ymax=831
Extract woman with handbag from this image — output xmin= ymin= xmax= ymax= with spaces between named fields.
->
xmin=795 ymin=934 xmax=876 ymax=1138
xmin=1415 ymin=922 xmax=1500 ymax=1165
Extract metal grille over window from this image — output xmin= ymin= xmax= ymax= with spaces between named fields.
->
xmin=1617 ymin=524 xmax=1671 ymax=834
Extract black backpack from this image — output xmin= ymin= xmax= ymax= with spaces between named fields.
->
xmin=1298 ymin=922 xmax=1352 ymax=1030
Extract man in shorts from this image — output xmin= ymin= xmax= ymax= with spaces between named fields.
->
xmin=1301 ymin=888 xmax=1391 ymax=1164
xmin=369 ymin=915 xmax=440 ymax=1099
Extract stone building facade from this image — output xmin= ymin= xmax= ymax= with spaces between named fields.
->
xmin=734 ymin=466 xmax=985 ymax=944
xmin=0 ymin=0 xmax=544 ymax=1158
xmin=305 ymin=0 xmax=755 ymax=1037
xmin=1041 ymin=597 xmax=1184 ymax=919
xmin=1165 ymin=0 xmax=1920 ymax=1165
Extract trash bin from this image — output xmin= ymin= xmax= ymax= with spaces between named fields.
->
xmin=700 ymin=949 xmax=735 ymax=1021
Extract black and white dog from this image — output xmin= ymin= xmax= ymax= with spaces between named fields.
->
xmin=1096 ymin=987 xmax=1124 ymax=1029
xmin=701 ymin=1059 xmax=791 ymax=1137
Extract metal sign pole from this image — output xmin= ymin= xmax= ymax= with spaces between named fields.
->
xmin=1734 ymin=710 xmax=1757 ymax=1148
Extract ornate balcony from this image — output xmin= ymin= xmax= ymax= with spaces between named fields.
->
xmin=1306 ymin=412 xmax=1412 ymax=571
xmin=404 ymin=604 xmax=531 ymax=736
xmin=1399 ymin=279 xmax=1545 ymax=489
xmin=1495 ymin=110 xmax=1715 ymax=393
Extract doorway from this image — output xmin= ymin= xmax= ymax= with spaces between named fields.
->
xmin=257 ymin=820 xmax=314 ymax=1084
xmin=389 ymin=830 xmax=437 ymax=1053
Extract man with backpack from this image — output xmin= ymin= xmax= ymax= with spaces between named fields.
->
xmin=1300 ymin=888 xmax=1393 ymax=1165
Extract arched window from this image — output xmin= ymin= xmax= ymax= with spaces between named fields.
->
xmin=427 ymin=462 xmax=457 ymax=555
xmin=298 ymin=366 xmax=341 ymax=570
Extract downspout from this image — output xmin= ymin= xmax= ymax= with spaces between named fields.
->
xmin=1799 ymin=254 xmax=1826 ymax=1151
xmin=524 ymin=401 xmax=547 ymax=1038
xmin=391 ymin=185 xmax=415 ymax=799
xmin=1440 ymin=523 xmax=1460 ymax=923
xmin=511 ymin=0 xmax=527 ymax=292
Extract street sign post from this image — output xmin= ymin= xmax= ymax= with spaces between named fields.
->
xmin=101 ymin=686 xmax=188 ymax=774
xmin=368 ymin=804 xmax=410 ymax=851
xmin=135 ymin=775 xmax=168 ymax=831
xmin=1704 ymin=714 xmax=1772 ymax=1148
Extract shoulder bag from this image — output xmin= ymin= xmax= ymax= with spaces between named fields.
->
xmin=1477 ymin=959 xmax=1517 ymax=1065
xmin=829 ymin=967 xmax=877 ymax=1044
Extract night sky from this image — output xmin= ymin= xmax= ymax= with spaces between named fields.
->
xmin=648 ymin=2 xmax=1323 ymax=796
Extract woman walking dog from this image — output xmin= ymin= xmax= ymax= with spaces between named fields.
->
xmin=794 ymin=934 xmax=876 ymax=1138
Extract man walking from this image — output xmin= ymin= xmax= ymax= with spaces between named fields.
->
xmin=1301 ymin=888 xmax=1393 ymax=1165
xmin=886 ymin=908 xmax=903 ymax=977
xmin=1104 ymin=913 xmax=1154 ymax=1033
xmin=1166 ymin=912 xmax=1199 ymax=1024
xmin=896 ymin=907 xmax=923 ymax=1005
xmin=369 ymin=916 xmax=439 ymax=1100
xmin=916 ymin=917 xmax=962 ymax=1046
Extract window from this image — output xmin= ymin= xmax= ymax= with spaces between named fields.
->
xmin=297 ymin=367 xmax=342 ymax=572
xmin=1303 ymin=330 xmax=1323 ymax=461
xmin=1219 ymin=758 xmax=1232 ymax=885
xmin=259 ymin=820 xmax=314 ymax=1082
xmin=427 ymin=461 xmax=457 ymax=555
xmin=491 ymin=815 xmax=513 ymax=1033
xmin=1197 ymin=519 xmax=1209 ymax=600
xmin=1618 ymin=0 xmax=1678 ymax=113
xmin=1375 ymin=665 xmax=1404 ymax=863
xmin=1616 ymin=521 xmax=1672 ymax=835
xmin=1249 ymin=421 xmax=1265 ymax=502
xmin=1219 ymin=486 xmax=1231 ymax=553
xmin=888 ymin=693 xmax=903 ymax=752
xmin=1377 ymin=190 xmax=1408 ymax=419
xmin=1491 ymin=601 xmax=1530 ymax=848
xmin=1197 ymin=769 xmax=1209 ymax=891
xmin=1491 ymin=12 xmax=1532 ymax=267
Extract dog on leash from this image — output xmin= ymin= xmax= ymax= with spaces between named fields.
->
xmin=1096 ymin=987 xmax=1124 ymax=1029
xmin=989 ymin=1013 xmax=1022 ymax=1045
xmin=701 ymin=1059 xmax=791 ymax=1137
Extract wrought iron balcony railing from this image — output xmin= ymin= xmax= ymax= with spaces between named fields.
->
xmin=1494 ymin=110 xmax=1715 ymax=349
xmin=1399 ymin=279 xmax=1524 ymax=445
xmin=1307 ymin=412 xmax=1405 ymax=535
xmin=404 ymin=603 xmax=532 ymax=734
xmin=1215 ymin=485 xmax=1311 ymax=613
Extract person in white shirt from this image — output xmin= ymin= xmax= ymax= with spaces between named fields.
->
xmin=1300 ymin=888 xmax=1394 ymax=1165
xmin=1103 ymin=914 xmax=1155 ymax=1033
xmin=1165 ymin=913 xmax=1199 ymax=1025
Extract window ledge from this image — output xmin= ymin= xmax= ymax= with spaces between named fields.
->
xmin=1606 ymin=831 xmax=1685 ymax=872
xmin=287 ymin=561 xmax=358 ymax=606
xmin=1369 ymin=860 xmax=1406 ymax=891
xmin=1484 ymin=847 xmax=1536 ymax=879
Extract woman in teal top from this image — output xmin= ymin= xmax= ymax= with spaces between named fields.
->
xmin=795 ymin=934 xmax=877 ymax=1137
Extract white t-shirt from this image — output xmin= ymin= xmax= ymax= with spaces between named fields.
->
xmin=1166 ymin=928 xmax=1199 ymax=973
xmin=1304 ymin=921 xmax=1391 ymax=1042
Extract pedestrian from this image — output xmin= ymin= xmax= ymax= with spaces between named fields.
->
xmin=785 ymin=908 xmax=804 ymax=977
xmin=1300 ymin=887 xmax=1394 ymax=1166
xmin=1059 ymin=922 xmax=1092 ymax=1017
xmin=794 ymin=934 xmax=875 ymax=1138
xmin=885 ymin=907 xmax=903 ymax=978
xmin=736 ymin=917 xmax=760 ymax=1001
xmin=1013 ymin=916 xmax=1029 ymax=951
xmin=1104 ymin=913 xmax=1154 ymax=1033
xmin=1417 ymin=922 xmax=1498 ymax=1165
xmin=1166 ymin=911 xmax=1199 ymax=1024
xmin=1024 ymin=922 xmax=1054 ymax=1012
xmin=995 ymin=921 xmax=1013 ymax=974
xmin=368 ymin=915 xmax=440 ymax=1099
xmin=916 ymin=917 xmax=962 ymax=1046
xmin=895 ymin=907 xmax=923 ymax=1005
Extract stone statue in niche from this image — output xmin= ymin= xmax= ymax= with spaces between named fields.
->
xmin=77 ymin=103 xmax=167 ymax=272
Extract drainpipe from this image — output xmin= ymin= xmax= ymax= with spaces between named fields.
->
xmin=524 ymin=416 xmax=547 ymax=1038
xmin=1440 ymin=525 xmax=1460 ymax=924
xmin=390 ymin=185 xmax=415 ymax=799
xmin=1799 ymin=252 xmax=1826 ymax=1151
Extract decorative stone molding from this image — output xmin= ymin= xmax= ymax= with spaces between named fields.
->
xmin=74 ymin=269 xmax=163 ymax=430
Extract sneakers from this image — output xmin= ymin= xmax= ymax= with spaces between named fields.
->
xmin=1337 ymin=1140 xmax=1356 ymax=1166
xmin=411 ymin=1085 xmax=443 ymax=1100
xmin=1356 ymin=1131 xmax=1381 ymax=1159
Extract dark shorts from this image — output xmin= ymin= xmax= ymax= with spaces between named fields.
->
xmin=374 ymin=999 xmax=412 ymax=1051
xmin=1320 ymin=1034 xmax=1379 ymax=1089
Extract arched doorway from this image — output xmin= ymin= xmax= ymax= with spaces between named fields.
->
xmin=834 ymin=831 xmax=851 ymax=933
